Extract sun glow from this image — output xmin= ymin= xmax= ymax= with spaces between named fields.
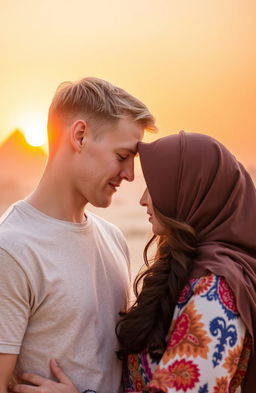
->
xmin=24 ymin=126 xmax=47 ymax=147
xmin=20 ymin=113 xmax=47 ymax=147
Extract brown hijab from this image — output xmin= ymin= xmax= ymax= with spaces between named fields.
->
xmin=138 ymin=131 xmax=256 ymax=392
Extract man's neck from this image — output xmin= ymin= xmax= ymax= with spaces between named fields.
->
xmin=25 ymin=191 xmax=87 ymax=224
xmin=26 ymin=169 xmax=88 ymax=223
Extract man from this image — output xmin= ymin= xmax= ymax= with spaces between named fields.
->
xmin=0 ymin=77 xmax=156 ymax=393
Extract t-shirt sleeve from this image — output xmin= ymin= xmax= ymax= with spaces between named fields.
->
xmin=147 ymin=275 xmax=246 ymax=393
xmin=0 ymin=248 xmax=31 ymax=354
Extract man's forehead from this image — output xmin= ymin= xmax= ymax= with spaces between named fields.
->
xmin=126 ymin=147 xmax=138 ymax=156
xmin=108 ymin=121 xmax=144 ymax=154
xmin=116 ymin=141 xmax=140 ymax=156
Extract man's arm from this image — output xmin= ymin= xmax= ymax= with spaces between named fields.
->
xmin=0 ymin=249 xmax=30 ymax=392
xmin=0 ymin=353 xmax=18 ymax=393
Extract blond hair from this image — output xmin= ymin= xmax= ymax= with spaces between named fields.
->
xmin=48 ymin=77 xmax=157 ymax=133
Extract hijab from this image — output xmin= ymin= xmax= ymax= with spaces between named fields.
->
xmin=138 ymin=131 xmax=256 ymax=392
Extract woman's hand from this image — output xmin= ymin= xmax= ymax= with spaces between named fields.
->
xmin=11 ymin=359 xmax=80 ymax=393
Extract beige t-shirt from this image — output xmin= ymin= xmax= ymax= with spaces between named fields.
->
xmin=0 ymin=201 xmax=130 ymax=393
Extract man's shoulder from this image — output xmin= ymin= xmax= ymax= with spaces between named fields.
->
xmin=0 ymin=201 xmax=28 ymax=231
xmin=0 ymin=201 xmax=33 ymax=251
xmin=0 ymin=203 xmax=20 ymax=238
xmin=88 ymin=211 xmax=125 ymax=239
xmin=0 ymin=203 xmax=16 ymax=226
xmin=88 ymin=210 xmax=118 ymax=229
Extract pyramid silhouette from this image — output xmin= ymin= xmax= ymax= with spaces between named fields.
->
xmin=0 ymin=129 xmax=47 ymax=210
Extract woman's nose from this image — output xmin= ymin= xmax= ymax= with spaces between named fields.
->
xmin=140 ymin=189 xmax=148 ymax=206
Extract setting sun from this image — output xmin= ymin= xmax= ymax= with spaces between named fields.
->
xmin=0 ymin=1 xmax=255 ymax=164
xmin=18 ymin=112 xmax=48 ymax=147
xmin=24 ymin=126 xmax=47 ymax=147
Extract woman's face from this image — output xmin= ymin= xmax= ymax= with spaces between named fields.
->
xmin=140 ymin=188 xmax=166 ymax=235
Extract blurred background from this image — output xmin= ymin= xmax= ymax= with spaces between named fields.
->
xmin=1 ymin=0 xmax=255 ymax=281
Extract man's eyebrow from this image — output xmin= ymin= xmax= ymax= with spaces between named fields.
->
xmin=121 ymin=148 xmax=138 ymax=156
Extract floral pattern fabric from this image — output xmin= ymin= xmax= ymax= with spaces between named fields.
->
xmin=123 ymin=274 xmax=251 ymax=393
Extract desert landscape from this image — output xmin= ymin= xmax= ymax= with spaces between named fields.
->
xmin=1 ymin=130 xmax=255 ymax=285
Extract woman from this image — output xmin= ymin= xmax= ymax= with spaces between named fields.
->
xmin=12 ymin=132 xmax=256 ymax=393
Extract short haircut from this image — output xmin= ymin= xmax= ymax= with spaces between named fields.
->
xmin=48 ymin=77 xmax=157 ymax=134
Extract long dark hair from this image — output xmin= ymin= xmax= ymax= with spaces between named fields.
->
xmin=116 ymin=207 xmax=197 ymax=360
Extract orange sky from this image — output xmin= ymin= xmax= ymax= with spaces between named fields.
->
xmin=0 ymin=0 xmax=255 ymax=166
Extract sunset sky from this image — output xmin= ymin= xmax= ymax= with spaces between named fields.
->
xmin=0 ymin=0 xmax=255 ymax=166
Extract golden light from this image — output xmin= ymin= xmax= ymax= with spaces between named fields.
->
xmin=24 ymin=126 xmax=47 ymax=147
xmin=19 ymin=113 xmax=47 ymax=147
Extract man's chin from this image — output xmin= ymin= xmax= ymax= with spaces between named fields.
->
xmin=92 ymin=198 xmax=112 ymax=208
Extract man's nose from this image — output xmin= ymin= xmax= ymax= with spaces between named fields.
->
xmin=120 ymin=160 xmax=135 ymax=182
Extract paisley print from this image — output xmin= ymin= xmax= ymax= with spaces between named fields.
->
xmin=213 ymin=376 xmax=228 ymax=393
xmin=193 ymin=274 xmax=214 ymax=295
xmin=123 ymin=274 xmax=249 ymax=393
xmin=149 ymin=359 xmax=200 ymax=392
xmin=223 ymin=338 xmax=244 ymax=376
xmin=217 ymin=276 xmax=239 ymax=319
xmin=165 ymin=300 xmax=211 ymax=360
xmin=210 ymin=317 xmax=237 ymax=367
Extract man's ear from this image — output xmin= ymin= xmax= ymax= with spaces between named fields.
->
xmin=70 ymin=119 xmax=88 ymax=152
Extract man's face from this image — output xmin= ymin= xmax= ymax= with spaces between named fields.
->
xmin=73 ymin=117 xmax=144 ymax=208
